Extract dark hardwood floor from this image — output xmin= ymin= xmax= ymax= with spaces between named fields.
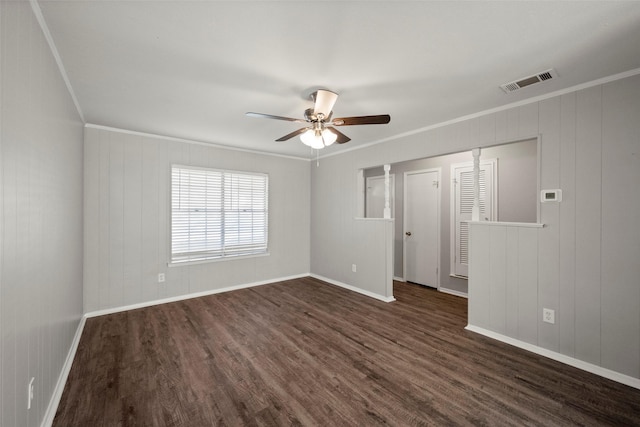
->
xmin=54 ymin=277 xmax=640 ymax=426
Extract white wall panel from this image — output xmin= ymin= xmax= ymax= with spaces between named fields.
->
xmin=468 ymin=224 xmax=491 ymax=328
xmin=140 ymin=138 xmax=161 ymax=303
xmin=538 ymin=97 xmax=561 ymax=351
xmin=0 ymin=2 xmax=84 ymax=426
xmin=517 ymin=227 xmax=539 ymax=345
xmin=98 ymin=131 xmax=111 ymax=306
xmin=84 ymin=131 xmax=100 ymax=312
xmin=495 ymin=110 xmax=508 ymax=142
xmin=518 ymin=103 xmax=540 ymax=138
xmin=505 ymin=227 xmax=520 ymax=337
xmin=506 ymin=108 xmax=520 ymax=141
xmin=108 ymin=135 xmax=125 ymax=308
xmin=478 ymin=114 xmax=497 ymax=146
xmin=558 ymin=92 xmax=577 ymax=357
xmin=123 ymin=135 xmax=143 ymax=305
xmin=489 ymin=226 xmax=507 ymax=334
xmin=574 ymin=86 xmax=603 ymax=366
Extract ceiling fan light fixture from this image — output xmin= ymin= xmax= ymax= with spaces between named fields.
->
xmin=322 ymin=128 xmax=337 ymax=146
xmin=300 ymin=129 xmax=325 ymax=149
xmin=300 ymin=127 xmax=337 ymax=149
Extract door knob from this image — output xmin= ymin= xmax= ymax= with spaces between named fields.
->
xmin=405 ymin=231 xmax=412 ymax=236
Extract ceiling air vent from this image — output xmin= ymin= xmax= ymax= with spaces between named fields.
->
xmin=500 ymin=69 xmax=558 ymax=93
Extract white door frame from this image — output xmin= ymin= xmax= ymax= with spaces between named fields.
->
xmin=403 ymin=168 xmax=441 ymax=289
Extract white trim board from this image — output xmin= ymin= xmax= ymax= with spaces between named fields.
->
xmin=84 ymin=273 xmax=397 ymax=319
xmin=40 ymin=316 xmax=86 ymax=427
xmin=85 ymin=124 xmax=309 ymax=162
xmin=465 ymin=325 xmax=640 ymax=391
xmin=310 ymin=274 xmax=396 ymax=303
xmin=30 ymin=0 xmax=85 ymax=122
xmin=85 ymin=273 xmax=309 ymax=318
xmin=439 ymin=287 xmax=468 ymax=299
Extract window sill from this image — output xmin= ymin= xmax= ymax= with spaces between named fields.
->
xmin=168 ymin=252 xmax=270 ymax=267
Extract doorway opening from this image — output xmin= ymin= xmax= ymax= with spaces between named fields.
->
xmin=360 ymin=137 xmax=539 ymax=296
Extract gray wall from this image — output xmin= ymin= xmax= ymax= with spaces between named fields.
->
xmin=364 ymin=139 xmax=537 ymax=294
xmin=1 ymin=2 xmax=85 ymax=426
xmin=311 ymin=72 xmax=640 ymax=380
xmin=83 ymin=127 xmax=310 ymax=312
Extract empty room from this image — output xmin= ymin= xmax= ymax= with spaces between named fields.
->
xmin=2 ymin=1 xmax=640 ymax=426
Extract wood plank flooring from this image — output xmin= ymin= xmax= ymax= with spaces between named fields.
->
xmin=54 ymin=277 xmax=640 ymax=426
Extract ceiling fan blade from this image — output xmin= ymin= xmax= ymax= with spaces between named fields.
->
xmin=313 ymin=90 xmax=339 ymax=118
xmin=275 ymin=127 xmax=309 ymax=142
xmin=325 ymin=126 xmax=351 ymax=144
xmin=246 ymin=112 xmax=307 ymax=123
xmin=331 ymin=114 xmax=391 ymax=126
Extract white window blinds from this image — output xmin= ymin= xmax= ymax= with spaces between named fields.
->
xmin=171 ymin=165 xmax=268 ymax=264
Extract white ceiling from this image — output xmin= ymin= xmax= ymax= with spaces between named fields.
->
xmin=38 ymin=1 xmax=640 ymax=159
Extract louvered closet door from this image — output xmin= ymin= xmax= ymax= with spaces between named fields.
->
xmin=453 ymin=161 xmax=495 ymax=277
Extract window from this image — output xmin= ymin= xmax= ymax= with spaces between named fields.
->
xmin=171 ymin=165 xmax=268 ymax=264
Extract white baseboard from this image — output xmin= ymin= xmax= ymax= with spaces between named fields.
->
xmin=393 ymin=277 xmax=468 ymax=299
xmin=465 ymin=324 xmax=640 ymax=390
xmin=309 ymin=274 xmax=395 ymax=303
xmin=41 ymin=315 xmax=87 ymax=427
xmin=85 ymin=273 xmax=310 ymax=318
xmin=438 ymin=287 xmax=468 ymax=298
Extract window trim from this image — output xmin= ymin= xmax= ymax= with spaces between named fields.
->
xmin=169 ymin=164 xmax=269 ymax=266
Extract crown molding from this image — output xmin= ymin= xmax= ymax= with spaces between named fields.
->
xmin=84 ymin=124 xmax=310 ymax=161
xmin=30 ymin=0 xmax=85 ymax=123
xmin=319 ymin=67 xmax=640 ymax=160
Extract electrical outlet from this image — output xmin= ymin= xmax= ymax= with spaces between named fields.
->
xmin=158 ymin=273 xmax=165 ymax=283
xmin=27 ymin=377 xmax=34 ymax=409
xmin=543 ymin=308 xmax=555 ymax=324
xmin=352 ymin=264 xmax=357 ymax=273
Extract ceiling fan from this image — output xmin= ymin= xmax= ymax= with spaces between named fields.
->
xmin=246 ymin=89 xmax=390 ymax=149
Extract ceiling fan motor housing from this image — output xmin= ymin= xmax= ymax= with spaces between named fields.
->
xmin=304 ymin=108 xmax=331 ymax=123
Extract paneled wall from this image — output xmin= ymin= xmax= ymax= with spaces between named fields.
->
xmin=311 ymin=72 xmax=640 ymax=380
xmin=83 ymin=127 xmax=310 ymax=312
xmin=0 ymin=2 xmax=85 ymax=426
xmin=468 ymin=223 xmax=541 ymax=344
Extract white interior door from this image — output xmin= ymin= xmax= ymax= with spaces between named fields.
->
xmin=366 ymin=175 xmax=395 ymax=218
xmin=404 ymin=169 xmax=440 ymax=288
